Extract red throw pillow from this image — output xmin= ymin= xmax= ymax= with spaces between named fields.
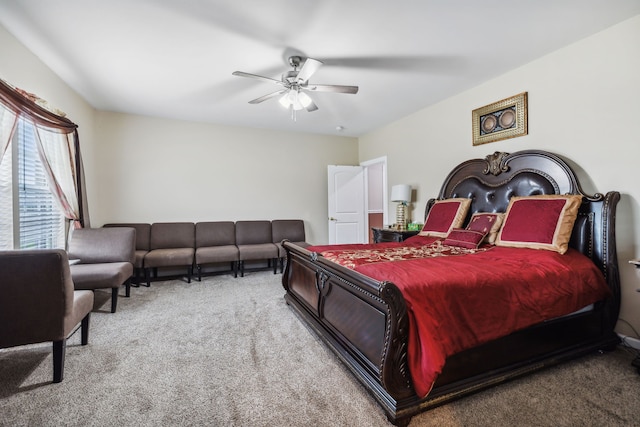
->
xmin=496 ymin=195 xmax=582 ymax=254
xmin=466 ymin=212 xmax=505 ymax=244
xmin=444 ymin=228 xmax=486 ymax=249
xmin=419 ymin=198 xmax=471 ymax=238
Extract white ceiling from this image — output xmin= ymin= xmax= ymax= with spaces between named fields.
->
xmin=1 ymin=1 xmax=639 ymax=137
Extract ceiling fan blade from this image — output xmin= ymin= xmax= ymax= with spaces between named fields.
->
xmin=232 ymin=71 xmax=283 ymax=85
xmin=248 ymin=89 xmax=288 ymax=104
xmin=302 ymin=84 xmax=359 ymax=94
xmin=296 ymin=58 xmax=323 ymax=83
xmin=319 ymin=55 xmax=466 ymax=73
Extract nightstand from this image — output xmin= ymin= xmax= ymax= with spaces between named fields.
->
xmin=372 ymin=228 xmax=419 ymax=243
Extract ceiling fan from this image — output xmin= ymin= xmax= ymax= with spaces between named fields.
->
xmin=232 ymin=55 xmax=359 ymax=119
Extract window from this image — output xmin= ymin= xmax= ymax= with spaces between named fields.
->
xmin=0 ymin=80 xmax=84 ymax=243
xmin=0 ymin=118 xmax=66 ymax=249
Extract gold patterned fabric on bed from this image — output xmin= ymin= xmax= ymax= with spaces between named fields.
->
xmin=320 ymin=240 xmax=489 ymax=269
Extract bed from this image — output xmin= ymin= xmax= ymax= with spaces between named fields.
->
xmin=281 ymin=150 xmax=620 ymax=426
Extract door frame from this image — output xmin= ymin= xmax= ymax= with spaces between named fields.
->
xmin=361 ymin=156 xmax=388 ymax=242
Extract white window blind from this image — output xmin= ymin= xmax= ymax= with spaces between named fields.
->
xmin=0 ymin=139 xmax=14 ymax=249
xmin=0 ymin=117 xmax=65 ymax=249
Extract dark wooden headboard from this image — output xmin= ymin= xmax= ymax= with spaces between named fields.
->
xmin=424 ymin=150 xmax=620 ymax=328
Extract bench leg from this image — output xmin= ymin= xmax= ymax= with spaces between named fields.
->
xmin=81 ymin=313 xmax=90 ymax=345
xmin=239 ymin=260 xmax=245 ymax=277
xmin=131 ymin=268 xmax=140 ymax=287
xmin=197 ymin=265 xmax=202 ymax=281
xmin=111 ymin=288 xmax=119 ymax=313
xmin=53 ymin=339 xmax=66 ymax=383
xmin=145 ymin=268 xmax=151 ymax=287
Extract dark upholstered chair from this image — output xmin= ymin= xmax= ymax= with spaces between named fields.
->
xmin=235 ymin=220 xmax=279 ymax=277
xmin=103 ymin=223 xmax=151 ymax=285
xmin=144 ymin=222 xmax=195 ymax=285
xmin=195 ymin=221 xmax=239 ymax=279
xmin=272 ymin=219 xmax=310 ymax=273
xmin=0 ymin=249 xmax=94 ymax=383
xmin=68 ymin=227 xmax=136 ymax=313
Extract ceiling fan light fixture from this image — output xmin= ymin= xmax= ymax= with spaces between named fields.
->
xmin=278 ymin=89 xmax=312 ymax=111
xmin=297 ymin=91 xmax=313 ymax=108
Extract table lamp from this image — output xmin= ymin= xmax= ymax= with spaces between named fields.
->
xmin=391 ymin=184 xmax=411 ymax=230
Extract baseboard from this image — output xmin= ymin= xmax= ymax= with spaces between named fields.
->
xmin=618 ymin=334 xmax=640 ymax=350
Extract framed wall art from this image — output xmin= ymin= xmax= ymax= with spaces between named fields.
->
xmin=472 ymin=92 xmax=527 ymax=146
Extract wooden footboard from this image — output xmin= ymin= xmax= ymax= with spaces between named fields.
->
xmin=282 ymin=241 xmax=419 ymax=417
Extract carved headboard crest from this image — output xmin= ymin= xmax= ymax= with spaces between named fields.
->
xmin=483 ymin=151 xmax=510 ymax=176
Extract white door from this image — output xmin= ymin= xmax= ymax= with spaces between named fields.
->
xmin=328 ymin=165 xmax=366 ymax=244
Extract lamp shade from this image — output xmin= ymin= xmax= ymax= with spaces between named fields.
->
xmin=390 ymin=184 xmax=411 ymax=203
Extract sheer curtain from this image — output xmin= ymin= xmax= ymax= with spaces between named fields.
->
xmin=35 ymin=127 xmax=82 ymax=228
xmin=0 ymin=79 xmax=88 ymax=229
xmin=0 ymin=103 xmax=17 ymax=163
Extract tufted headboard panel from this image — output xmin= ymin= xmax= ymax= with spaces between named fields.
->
xmin=448 ymin=172 xmax=557 ymax=214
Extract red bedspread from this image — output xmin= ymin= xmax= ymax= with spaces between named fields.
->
xmin=307 ymin=237 xmax=610 ymax=398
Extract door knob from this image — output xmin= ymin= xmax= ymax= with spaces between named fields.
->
xmin=329 ymin=217 xmax=337 ymax=221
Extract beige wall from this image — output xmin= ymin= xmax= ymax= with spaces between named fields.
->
xmin=92 ymin=112 xmax=358 ymax=243
xmin=360 ymin=15 xmax=640 ymax=338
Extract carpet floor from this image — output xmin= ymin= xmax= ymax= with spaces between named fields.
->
xmin=1 ymin=271 xmax=639 ymax=426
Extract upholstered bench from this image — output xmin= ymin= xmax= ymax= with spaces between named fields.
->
xmin=144 ymin=222 xmax=195 ymax=285
xmin=103 ymin=222 xmax=151 ymax=285
xmin=272 ymin=219 xmax=310 ymax=273
xmin=195 ymin=221 xmax=239 ymax=279
xmin=235 ymin=220 xmax=279 ymax=277
xmin=100 ymin=219 xmax=310 ymax=281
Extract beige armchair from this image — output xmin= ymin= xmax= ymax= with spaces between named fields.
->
xmin=0 ymin=249 xmax=94 ymax=383
xmin=68 ymin=227 xmax=135 ymax=313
